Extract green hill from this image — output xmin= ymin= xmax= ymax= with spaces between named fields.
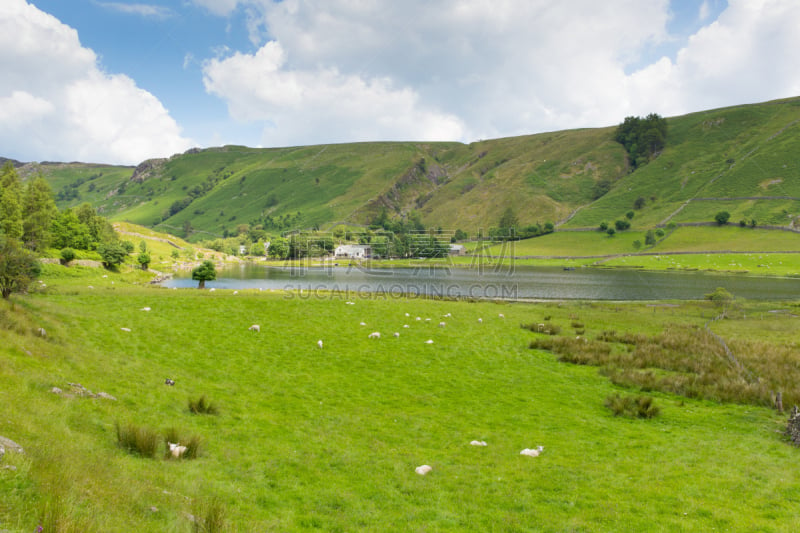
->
xmin=16 ymin=96 xmax=800 ymax=242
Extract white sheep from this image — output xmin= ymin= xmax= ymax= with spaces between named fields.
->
xmin=360 ymin=321 xmax=367 ymax=326
xmin=209 ymin=288 xmax=215 ymax=292
xmin=415 ymin=465 xmax=432 ymax=475
xmin=317 ymin=340 xmax=323 ymax=348
xmin=478 ymin=318 xmax=482 ymax=323
xmin=168 ymin=442 xmax=187 ymax=458
xmin=141 ymin=307 xmax=151 ymax=311
xmin=519 ymin=446 xmax=544 ymax=457
xmin=403 ymin=324 xmax=410 ymax=328
xmin=439 ymin=322 xmax=446 ymax=327
xmin=415 ymin=317 xmax=421 ymax=321
xmin=233 ymin=291 xmax=238 ymax=295
xmin=443 ymin=313 xmax=452 ymax=318
xmin=405 ymin=312 xmax=410 ymax=317
xmin=248 ymin=324 xmax=260 ymax=332
xmin=346 ymin=301 xmax=355 ymax=305
xmin=470 ymin=440 xmax=488 ymax=446
xmin=393 ymin=332 xmax=400 ymax=337
xmin=37 ymin=327 xmax=46 ymax=337
xmin=120 ymin=327 xmax=131 ymax=332
xmin=368 ymin=332 xmax=381 ymax=339
xmin=499 ymin=313 xmax=505 ymax=318
xmin=424 ymin=339 xmax=434 ymax=344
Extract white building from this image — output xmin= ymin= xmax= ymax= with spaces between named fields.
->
xmin=449 ymin=244 xmax=466 ymax=256
xmin=334 ymin=244 xmax=372 ymax=259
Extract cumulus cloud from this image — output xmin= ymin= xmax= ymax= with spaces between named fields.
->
xmin=0 ymin=0 xmax=191 ymax=164
xmin=202 ymin=0 xmax=800 ymax=147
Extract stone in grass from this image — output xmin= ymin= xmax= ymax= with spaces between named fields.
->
xmin=0 ymin=436 xmax=23 ymax=455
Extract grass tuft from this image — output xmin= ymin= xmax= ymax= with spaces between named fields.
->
xmin=604 ymin=393 xmax=660 ymax=419
xmin=188 ymin=395 xmax=219 ymax=415
xmin=115 ymin=421 xmax=159 ymax=458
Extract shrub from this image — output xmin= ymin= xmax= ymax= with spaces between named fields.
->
xmin=604 ymin=393 xmax=660 ymax=419
xmin=189 ymin=395 xmax=219 ymax=415
xmin=116 ymin=422 xmax=159 ymax=458
xmin=192 ymin=498 xmax=228 ymax=533
xmin=60 ymin=247 xmax=75 ymax=264
xmin=615 ymin=219 xmax=631 ymax=231
xmin=715 ymin=211 xmax=731 ymax=225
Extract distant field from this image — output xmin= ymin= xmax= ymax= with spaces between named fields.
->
xmin=654 ymin=226 xmax=800 ymax=253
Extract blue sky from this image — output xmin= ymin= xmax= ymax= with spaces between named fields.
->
xmin=2 ymin=0 xmax=798 ymax=165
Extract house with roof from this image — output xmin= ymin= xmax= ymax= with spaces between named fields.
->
xmin=334 ymin=244 xmax=372 ymax=259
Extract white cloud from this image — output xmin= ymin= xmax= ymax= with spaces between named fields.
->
xmin=698 ymin=1 xmax=712 ymax=21
xmin=191 ymin=0 xmax=241 ymax=17
xmin=202 ymin=0 xmax=672 ymax=146
xmin=97 ymin=2 xmax=174 ymax=19
xmin=0 ymin=0 xmax=192 ymax=164
xmin=629 ymin=0 xmax=800 ymax=115
xmin=199 ymin=0 xmax=800 ymax=148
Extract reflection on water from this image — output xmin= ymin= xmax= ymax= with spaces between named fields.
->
xmin=161 ymin=263 xmax=800 ymax=301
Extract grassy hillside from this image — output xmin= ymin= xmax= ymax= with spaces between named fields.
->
xmin=19 ymin=96 xmax=800 ymax=245
xmin=2 ymin=268 xmax=800 ymax=531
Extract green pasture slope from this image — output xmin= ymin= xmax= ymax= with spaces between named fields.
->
xmin=2 ymin=265 xmax=800 ymax=531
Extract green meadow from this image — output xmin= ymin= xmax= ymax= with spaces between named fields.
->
xmin=2 ymin=264 xmax=800 ymax=532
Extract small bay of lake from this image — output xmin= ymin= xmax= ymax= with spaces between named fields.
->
xmin=161 ymin=263 xmax=800 ymax=301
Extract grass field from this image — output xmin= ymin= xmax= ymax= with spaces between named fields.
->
xmin=1 ymin=264 xmax=800 ymax=531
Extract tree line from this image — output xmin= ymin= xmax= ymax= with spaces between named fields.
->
xmin=0 ymin=162 xmax=131 ymax=298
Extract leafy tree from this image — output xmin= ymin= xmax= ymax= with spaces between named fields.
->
xmin=497 ymin=207 xmax=519 ymax=239
xmin=614 ymin=114 xmax=668 ymax=169
xmin=137 ymin=252 xmax=151 ymax=270
xmin=75 ymin=203 xmax=115 ymax=248
xmin=171 ymin=249 xmax=180 ymax=259
xmin=644 ymin=230 xmax=656 ymax=246
xmin=606 ymin=227 xmax=616 ymax=237
xmin=705 ymin=287 xmax=735 ymax=310
xmin=592 ymin=178 xmax=612 ymax=199
xmin=97 ymin=242 xmax=127 ymax=269
xmin=632 ymin=240 xmax=642 ymax=250
xmin=22 ymin=175 xmax=58 ymax=251
xmin=453 ymin=229 xmax=468 ymax=242
xmin=268 ymin=237 xmax=289 ymax=259
xmin=543 ymin=221 xmax=555 ymax=233
xmin=633 ymin=196 xmax=646 ymax=210
xmin=121 ymin=240 xmax=135 ymax=254
xmin=50 ymin=209 xmax=92 ymax=250
xmin=0 ymin=237 xmax=41 ymax=299
xmin=625 ymin=210 xmax=635 ymax=220
xmin=0 ymin=163 xmax=23 ymax=239
xmin=614 ymin=219 xmax=631 ymax=231
xmin=192 ymin=260 xmax=216 ymax=289
xmin=715 ymin=211 xmax=731 ymax=225
xmin=599 ymin=221 xmax=609 ymax=231
xmin=139 ymin=240 xmax=148 ymax=253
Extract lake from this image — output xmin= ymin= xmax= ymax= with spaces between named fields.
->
xmin=161 ymin=263 xmax=800 ymax=301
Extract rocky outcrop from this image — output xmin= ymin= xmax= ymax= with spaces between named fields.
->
xmin=130 ymin=158 xmax=167 ymax=183
xmin=786 ymin=406 xmax=800 ymax=446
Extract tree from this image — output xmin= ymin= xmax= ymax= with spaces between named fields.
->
xmin=715 ymin=211 xmax=731 ymax=225
xmin=614 ymin=114 xmax=668 ymax=169
xmin=267 ymin=237 xmax=289 ymax=259
xmin=0 ymin=237 xmax=41 ymax=299
xmin=0 ymin=163 xmax=23 ymax=239
xmin=137 ymin=252 xmax=151 ymax=270
xmin=625 ymin=210 xmax=635 ymax=220
xmin=606 ymin=227 xmax=616 ymax=237
xmin=614 ymin=219 xmax=630 ymax=231
xmin=632 ymin=240 xmax=642 ymax=250
xmin=633 ymin=196 xmax=646 ymax=210
xmin=22 ymin=175 xmax=58 ymax=251
xmin=497 ymin=207 xmax=519 ymax=239
xmin=97 ymin=242 xmax=127 ymax=269
xmin=644 ymin=229 xmax=656 ymax=246
xmin=192 ymin=260 xmax=216 ymax=289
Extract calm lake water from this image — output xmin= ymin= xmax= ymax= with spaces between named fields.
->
xmin=161 ymin=263 xmax=800 ymax=301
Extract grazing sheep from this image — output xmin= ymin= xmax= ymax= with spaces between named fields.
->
xmin=317 ymin=340 xmax=324 ymax=348
xmin=424 ymin=339 xmax=434 ymax=344
xmin=393 ymin=332 xmax=400 ymax=337
xmin=209 ymin=288 xmax=215 ymax=291
xmin=425 ymin=318 xmax=431 ymax=322
xmin=478 ymin=318 xmax=483 ymax=323
xmin=168 ymin=442 xmax=187 ymax=458
xmin=248 ymin=324 xmax=260 ymax=332
xmin=499 ymin=313 xmax=505 ymax=318
xmin=233 ymin=291 xmax=238 ymax=295
xmin=519 ymin=446 xmax=544 ymax=457
xmin=346 ymin=301 xmax=355 ymax=305
xmin=470 ymin=440 xmax=488 ymax=446
xmin=443 ymin=313 xmax=452 ymax=318
xmin=120 ymin=327 xmax=131 ymax=332
xmin=415 ymin=317 xmax=421 ymax=321
xmin=141 ymin=307 xmax=151 ymax=311
xmin=368 ymin=332 xmax=381 ymax=339
xmin=403 ymin=324 xmax=410 ymax=328
xmin=360 ymin=321 xmax=367 ymax=326
xmin=165 ymin=378 xmax=175 ymax=386
xmin=415 ymin=465 xmax=432 ymax=475
xmin=405 ymin=313 xmax=410 ymax=317
xmin=439 ymin=322 xmax=446 ymax=328
xmin=36 ymin=327 xmax=46 ymax=337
